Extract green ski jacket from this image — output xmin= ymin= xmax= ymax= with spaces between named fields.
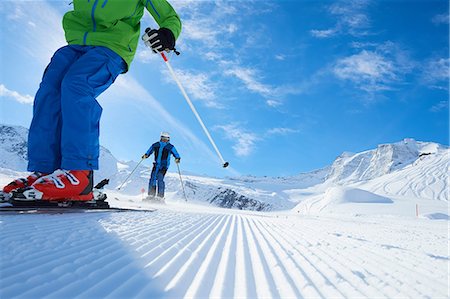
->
xmin=63 ymin=0 xmax=181 ymax=71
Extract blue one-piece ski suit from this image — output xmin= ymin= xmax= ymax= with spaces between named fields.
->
xmin=144 ymin=141 xmax=180 ymax=197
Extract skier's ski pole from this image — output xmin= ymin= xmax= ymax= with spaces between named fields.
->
xmin=161 ymin=51 xmax=229 ymax=168
xmin=156 ymin=50 xmax=229 ymax=168
xmin=176 ymin=163 xmax=188 ymax=202
xmin=117 ymin=158 xmax=144 ymax=190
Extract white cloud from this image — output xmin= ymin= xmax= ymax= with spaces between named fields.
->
xmin=432 ymin=13 xmax=449 ymax=25
xmin=204 ymin=52 xmax=222 ymax=61
xmin=333 ymin=43 xmax=414 ymax=92
xmin=311 ymin=0 xmax=371 ymax=38
xmin=266 ymin=99 xmax=282 ymax=107
xmin=223 ymin=64 xmax=306 ymax=106
xmin=215 ymin=124 xmax=259 ymax=157
xmin=225 ymin=67 xmax=273 ymax=97
xmin=430 ymin=100 xmax=449 ymax=112
xmin=422 ymin=58 xmax=450 ymax=83
xmin=162 ymin=69 xmax=221 ymax=108
xmin=310 ymin=28 xmax=338 ymax=38
xmin=182 ymin=19 xmax=222 ymax=47
xmin=135 ymin=47 xmax=159 ymax=63
xmin=267 ymin=127 xmax=300 ymax=135
xmin=334 ymin=50 xmax=395 ymax=91
xmin=0 ymin=84 xmax=34 ymax=104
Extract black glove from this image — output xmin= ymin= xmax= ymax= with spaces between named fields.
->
xmin=143 ymin=28 xmax=175 ymax=52
xmin=175 ymin=158 xmax=181 ymax=164
xmin=142 ymin=154 xmax=149 ymax=159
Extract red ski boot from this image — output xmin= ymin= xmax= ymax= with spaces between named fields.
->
xmin=22 ymin=170 xmax=94 ymax=201
xmin=2 ymin=172 xmax=47 ymax=193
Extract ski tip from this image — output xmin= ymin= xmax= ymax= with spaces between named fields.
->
xmin=223 ymin=162 xmax=229 ymax=168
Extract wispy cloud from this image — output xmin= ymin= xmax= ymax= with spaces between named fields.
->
xmin=430 ymin=100 xmax=449 ymax=113
xmin=0 ymin=84 xmax=33 ymax=104
xmin=135 ymin=48 xmax=159 ymax=64
xmin=267 ymin=127 xmax=300 ymax=136
xmin=333 ymin=50 xmax=396 ymax=91
xmin=224 ymin=67 xmax=273 ymax=97
xmin=310 ymin=28 xmax=339 ymax=38
xmin=223 ymin=65 xmax=303 ymax=105
xmin=0 ymin=1 xmax=65 ymax=65
xmin=215 ymin=124 xmax=260 ymax=157
xmin=333 ymin=42 xmax=414 ymax=92
xmin=422 ymin=58 xmax=449 ymax=86
xmin=139 ymin=1 xmax=297 ymax=111
xmin=310 ymin=0 xmax=372 ymax=38
xmin=165 ymin=2 xmax=300 ymax=109
xmin=215 ymin=124 xmax=301 ymax=157
xmin=266 ymin=99 xmax=282 ymax=108
xmin=162 ymin=69 xmax=221 ymax=108
xmin=432 ymin=13 xmax=449 ymax=25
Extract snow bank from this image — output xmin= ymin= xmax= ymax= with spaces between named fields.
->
xmin=294 ymin=187 xmax=395 ymax=215
xmin=325 ymin=187 xmax=393 ymax=204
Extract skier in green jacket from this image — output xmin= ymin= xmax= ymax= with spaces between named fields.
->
xmin=2 ymin=0 xmax=182 ymax=201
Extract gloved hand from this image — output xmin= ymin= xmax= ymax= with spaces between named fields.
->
xmin=142 ymin=154 xmax=149 ymax=159
xmin=175 ymin=158 xmax=181 ymax=164
xmin=142 ymin=28 xmax=175 ymax=52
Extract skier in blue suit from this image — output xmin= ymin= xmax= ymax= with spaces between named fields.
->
xmin=142 ymin=132 xmax=180 ymax=198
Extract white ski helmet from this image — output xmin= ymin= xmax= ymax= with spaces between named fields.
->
xmin=160 ymin=131 xmax=170 ymax=140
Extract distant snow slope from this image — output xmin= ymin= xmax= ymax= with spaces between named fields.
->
xmin=359 ymin=150 xmax=449 ymax=201
xmin=0 ymin=124 xmax=448 ymax=213
xmin=1 ymin=203 xmax=448 ymax=298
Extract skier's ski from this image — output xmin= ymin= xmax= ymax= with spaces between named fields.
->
xmin=0 ymin=200 xmax=156 ymax=214
xmin=0 ymin=206 xmax=155 ymax=214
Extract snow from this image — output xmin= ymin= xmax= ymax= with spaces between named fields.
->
xmin=1 ymin=200 xmax=448 ymax=298
xmin=0 ymin=127 xmax=449 ymax=298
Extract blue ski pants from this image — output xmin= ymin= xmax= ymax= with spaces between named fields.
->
xmin=28 ymin=45 xmax=126 ymax=173
xmin=148 ymin=164 xmax=168 ymax=197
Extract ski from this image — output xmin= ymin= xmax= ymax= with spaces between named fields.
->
xmin=0 ymin=206 xmax=155 ymax=214
xmin=0 ymin=199 xmax=156 ymax=214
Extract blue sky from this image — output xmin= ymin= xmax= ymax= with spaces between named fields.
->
xmin=0 ymin=0 xmax=448 ymax=178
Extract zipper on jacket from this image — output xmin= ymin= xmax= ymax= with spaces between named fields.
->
xmin=146 ymin=0 xmax=160 ymax=18
xmin=84 ymin=0 xmax=100 ymax=45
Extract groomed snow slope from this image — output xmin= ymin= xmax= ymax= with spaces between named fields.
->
xmin=1 ymin=202 xmax=448 ymax=299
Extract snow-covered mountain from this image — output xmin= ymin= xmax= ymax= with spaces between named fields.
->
xmin=325 ymin=138 xmax=445 ymax=183
xmin=0 ymin=125 xmax=28 ymax=171
xmin=0 ymin=124 xmax=448 ymax=212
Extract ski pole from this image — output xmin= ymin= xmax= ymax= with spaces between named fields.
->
xmin=161 ymin=51 xmax=229 ymax=168
xmin=148 ymin=47 xmax=229 ymax=167
xmin=117 ymin=158 xmax=145 ymax=190
xmin=162 ymin=51 xmax=229 ymax=168
xmin=176 ymin=162 xmax=188 ymax=202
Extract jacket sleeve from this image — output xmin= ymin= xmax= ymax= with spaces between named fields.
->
xmin=143 ymin=0 xmax=182 ymax=39
xmin=145 ymin=143 xmax=156 ymax=156
xmin=171 ymin=146 xmax=180 ymax=159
